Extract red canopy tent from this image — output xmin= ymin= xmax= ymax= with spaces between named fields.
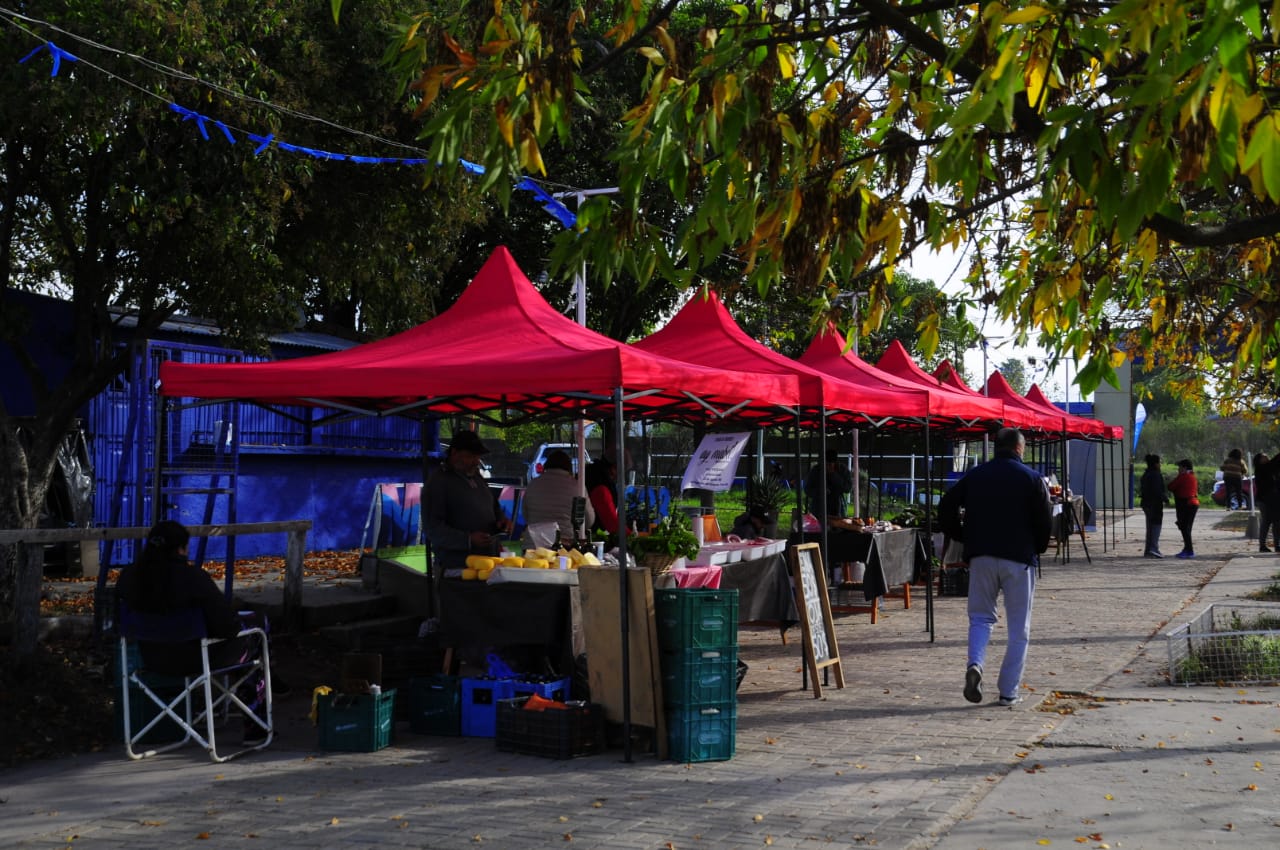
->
xmin=980 ymin=371 xmax=1075 ymax=435
xmin=159 ymin=247 xmax=801 ymax=427
xmin=932 ymin=359 xmax=1051 ymax=435
xmin=874 ymin=340 xmax=1004 ymax=428
xmin=632 ymin=291 xmax=930 ymax=427
xmin=160 ymin=247 xmax=812 ymax=758
xmin=798 ymin=325 xmax=997 ymax=428
xmin=1025 ymin=384 xmax=1121 ymax=440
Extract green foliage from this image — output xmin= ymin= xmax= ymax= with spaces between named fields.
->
xmin=629 ymin=510 xmax=700 ymax=561
xmin=364 ymin=0 xmax=1280 ymax=410
xmin=1136 ymin=411 xmax=1278 ymax=482
xmin=744 ymin=473 xmax=788 ymax=518
xmin=0 ymin=0 xmax=488 ymax=658
xmin=1177 ymin=611 xmax=1280 ymax=683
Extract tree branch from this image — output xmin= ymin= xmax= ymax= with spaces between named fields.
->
xmin=580 ymin=0 xmax=685 ymax=77
xmin=1146 ymin=211 xmax=1280 ymax=246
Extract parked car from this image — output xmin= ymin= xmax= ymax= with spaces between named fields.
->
xmin=1211 ymin=475 xmax=1254 ymax=509
xmin=526 ymin=442 xmax=591 ymax=480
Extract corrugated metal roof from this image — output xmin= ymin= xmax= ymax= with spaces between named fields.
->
xmin=110 ymin=308 xmax=358 ymax=352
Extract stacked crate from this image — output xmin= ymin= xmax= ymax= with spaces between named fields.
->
xmin=654 ymin=587 xmax=739 ymax=763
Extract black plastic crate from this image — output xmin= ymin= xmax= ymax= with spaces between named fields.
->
xmin=494 ymin=696 xmax=606 ymax=759
xmin=939 ymin=565 xmax=969 ymax=597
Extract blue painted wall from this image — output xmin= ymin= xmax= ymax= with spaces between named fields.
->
xmin=3 ymin=290 xmax=437 ymax=565
xmin=171 ymin=454 xmax=425 ymax=558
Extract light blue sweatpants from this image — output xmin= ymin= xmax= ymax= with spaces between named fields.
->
xmin=967 ymin=555 xmax=1036 ymax=701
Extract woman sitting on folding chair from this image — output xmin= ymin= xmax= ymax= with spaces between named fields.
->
xmin=116 ymin=520 xmax=270 ymax=742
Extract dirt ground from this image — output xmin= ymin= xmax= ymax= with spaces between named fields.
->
xmin=1 ymin=551 xmax=365 ymax=768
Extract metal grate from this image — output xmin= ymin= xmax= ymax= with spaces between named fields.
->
xmin=1166 ymin=602 xmax=1280 ymax=685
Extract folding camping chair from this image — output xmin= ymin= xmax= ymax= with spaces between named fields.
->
xmin=118 ymin=604 xmax=273 ymax=762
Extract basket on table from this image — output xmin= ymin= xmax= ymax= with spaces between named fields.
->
xmin=639 ymin=551 xmax=679 ymax=577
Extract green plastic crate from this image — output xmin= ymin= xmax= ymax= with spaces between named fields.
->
xmin=654 ymin=588 xmax=739 ymax=651
xmin=317 ymin=690 xmax=396 ymax=752
xmin=667 ymin=703 xmax=736 ymax=763
xmin=406 ymin=676 xmax=460 ymax=735
xmin=660 ymin=648 xmax=738 ymax=708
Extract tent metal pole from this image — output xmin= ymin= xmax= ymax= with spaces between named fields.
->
xmin=819 ymin=414 xmax=829 ymax=581
xmin=794 ymin=413 xmax=805 ymax=525
xmin=924 ymin=418 xmax=935 ymax=641
xmin=613 ymin=388 xmax=633 ymax=764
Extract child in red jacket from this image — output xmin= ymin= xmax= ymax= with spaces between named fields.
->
xmin=1168 ymin=459 xmax=1200 ymax=558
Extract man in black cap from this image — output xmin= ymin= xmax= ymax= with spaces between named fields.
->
xmin=424 ymin=430 xmax=511 ymax=577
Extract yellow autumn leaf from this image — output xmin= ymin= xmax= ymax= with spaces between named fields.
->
xmin=654 ymin=25 xmax=676 ymax=63
xmin=519 ymin=129 xmax=546 ymax=175
xmin=1025 ymin=56 xmax=1048 ymax=110
xmin=637 ymin=46 xmax=665 ymax=65
xmin=1003 ymin=5 xmax=1052 ymax=25
xmin=496 ymin=102 xmax=515 ymax=148
xmin=1037 ymin=840 xmax=1051 ymax=846
xmin=1208 ymin=68 xmax=1231 ymax=130
xmin=777 ymin=45 xmax=796 ymax=80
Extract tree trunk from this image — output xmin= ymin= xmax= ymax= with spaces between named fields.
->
xmin=0 ymin=417 xmax=54 ymax=661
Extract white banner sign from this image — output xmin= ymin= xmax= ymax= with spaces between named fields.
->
xmin=680 ymin=432 xmax=751 ymax=493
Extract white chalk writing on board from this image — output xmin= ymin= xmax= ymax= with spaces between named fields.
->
xmin=795 ymin=547 xmax=830 ymax=662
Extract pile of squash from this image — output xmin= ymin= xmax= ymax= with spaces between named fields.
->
xmin=459 ymin=546 xmax=602 ymax=580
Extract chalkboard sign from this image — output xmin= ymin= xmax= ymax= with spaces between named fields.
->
xmin=789 ymin=543 xmax=844 ymax=698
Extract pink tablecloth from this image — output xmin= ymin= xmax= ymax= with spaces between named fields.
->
xmin=671 ymin=565 xmax=722 ymax=588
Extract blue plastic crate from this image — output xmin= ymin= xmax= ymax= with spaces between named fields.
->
xmin=512 ymin=676 xmax=570 ymax=703
xmin=406 ymin=675 xmax=461 ymax=735
xmin=660 ymin=648 xmax=738 ymax=708
xmin=654 ymin=588 xmax=739 ymax=651
xmin=461 ymin=678 xmax=516 ymax=737
xmin=667 ymin=703 xmax=736 ymax=763
xmin=317 ymin=690 xmax=397 ymax=752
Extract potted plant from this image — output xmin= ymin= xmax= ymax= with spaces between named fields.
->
xmin=745 ymin=473 xmax=789 ymax=538
xmin=629 ymin=511 xmax=701 ymax=576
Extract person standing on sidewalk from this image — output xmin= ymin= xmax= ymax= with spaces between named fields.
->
xmin=1168 ymin=458 xmax=1200 ymax=559
xmin=1140 ymin=454 xmax=1167 ymax=558
xmin=938 ymin=427 xmax=1052 ymax=708
xmin=1253 ymin=452 xmax=1279 ymax=552
xmin=1220 ymin=449 xmax=1246 ymax=509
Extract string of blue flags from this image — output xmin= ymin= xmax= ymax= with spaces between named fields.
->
xmin=17 ymin=40 xmax=578 ymax=230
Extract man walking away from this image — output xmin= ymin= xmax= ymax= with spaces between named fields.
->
xmin=938 ymin=428 xmax=1052 ymax=708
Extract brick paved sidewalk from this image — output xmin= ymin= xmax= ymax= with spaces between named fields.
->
xmin=3 ymin=509 xmax=1273 ymax=849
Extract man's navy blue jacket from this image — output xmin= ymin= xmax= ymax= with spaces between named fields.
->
xmin=938 ymin=449 xmax=1053 ymax=566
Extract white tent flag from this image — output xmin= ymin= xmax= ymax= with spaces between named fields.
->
xmin=680 ymin=432 xmax=751 ymax=493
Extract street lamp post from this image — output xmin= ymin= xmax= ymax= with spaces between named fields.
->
xmin=553 ymin=187 xmax=621 ymax=491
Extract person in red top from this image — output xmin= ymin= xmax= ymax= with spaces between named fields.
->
xmin=586 ymin=456 xmax=621 ymax=537
xmin=1168 ymin=459 xmax=1200 ymax=559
